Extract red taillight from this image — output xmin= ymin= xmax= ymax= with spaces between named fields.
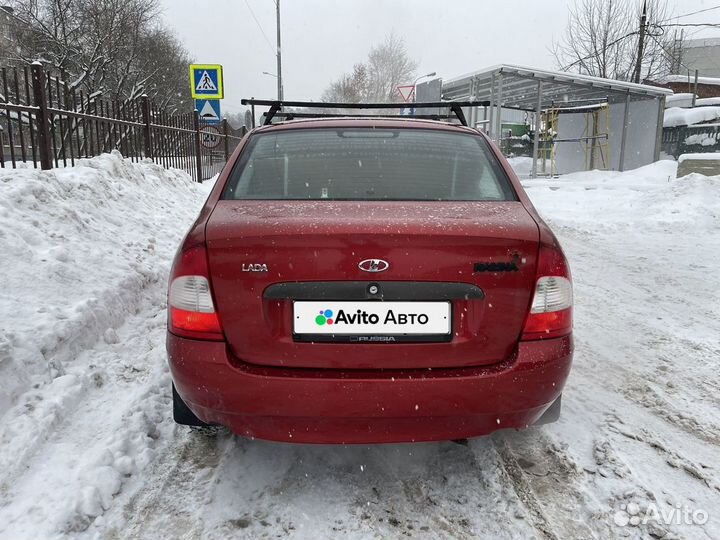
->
xmin=168 ymin=244 xmax=224 ymax=340
xmin=521 ymin=244 xmax=573 ymax=341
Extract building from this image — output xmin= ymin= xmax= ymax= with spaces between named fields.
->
xmin=652 ymin=74 xmax=720 ymax=99
xmin=0 ymin=6 xmax=16 ymax=62
xmin=677 ymin=38 xmax=720 ymax=78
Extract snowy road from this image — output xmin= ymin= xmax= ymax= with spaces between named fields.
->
xmin=0 ymin=156 xmax=718 ymax=539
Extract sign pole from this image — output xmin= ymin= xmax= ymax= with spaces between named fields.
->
xmin=193 ymin=108 xmax=203 ymax=183
xmin=276 ymin=0 xmax=283 ymax=101
xmin=223 ymin=119 xmax=230 ymax=161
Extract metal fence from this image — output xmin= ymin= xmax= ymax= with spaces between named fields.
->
xmin=0 ymin=63 xmax=245 ymax=181
xmin=662 ymin=124 xmax=720 ymax=159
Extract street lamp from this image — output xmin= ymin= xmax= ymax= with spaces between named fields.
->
xmin=413 ymin=72 xmax=437 ymax=102
xmin=262 ymin=71 xmax=278 ymax=78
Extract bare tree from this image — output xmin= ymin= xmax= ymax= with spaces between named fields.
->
xmin=7 ymin=0 xmax=192 ymax=110
xmin=552 ymin=0 xmax=673 ymax=82
xmin=366 ymin=34 xmax=417 ymax=101
xmin=322 ymin=64 xmax=370 ymax=102
xmin=322 ymin=34 xmax=417 ymax=102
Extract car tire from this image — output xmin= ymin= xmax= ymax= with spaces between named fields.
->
xmin=172 ymin=383 xmax=208 ymax=427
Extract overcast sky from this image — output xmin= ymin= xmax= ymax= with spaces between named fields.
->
xmin=161 ymin=0 xmax=720 ymax=114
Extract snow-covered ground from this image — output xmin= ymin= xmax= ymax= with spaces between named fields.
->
xmin=0 ymin=153 xmax=718 ymax=540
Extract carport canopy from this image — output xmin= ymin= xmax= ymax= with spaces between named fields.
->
xmin=440 ymin=64 xmax=672 ymax=175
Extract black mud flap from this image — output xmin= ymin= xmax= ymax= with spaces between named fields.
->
xmin=533 ymin=395 xmax=562 ymax=426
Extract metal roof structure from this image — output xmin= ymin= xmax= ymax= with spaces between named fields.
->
xmin=442 ymin=64 xmax=671 ymax=111
xmin=436 ymin=64 xmax=671 ymax=177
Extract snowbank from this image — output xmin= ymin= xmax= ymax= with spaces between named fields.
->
xmin=0 ymin=151 xmax=209 ymax=414
xmin=521 ymin=160 xmax=720 ymax=230
xmin=506 ymin=156 xmax=534 ymax=177
xmin=664 ymin=106 xmax=720 ymax=127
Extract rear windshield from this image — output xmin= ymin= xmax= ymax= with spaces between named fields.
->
xmin=222 ymin=128 xmax=516 ymax=201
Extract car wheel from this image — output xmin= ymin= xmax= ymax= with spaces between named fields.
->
xmin=172 ymin=383 xmax=208 ymax=427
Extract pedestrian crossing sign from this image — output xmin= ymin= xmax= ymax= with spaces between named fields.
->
xmin=190 ymin=64 xmax=224 ymax=99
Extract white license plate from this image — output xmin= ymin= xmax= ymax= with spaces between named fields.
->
xmin=293 ymin=301 xmax=451 ymax=335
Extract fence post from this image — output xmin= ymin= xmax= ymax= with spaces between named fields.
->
xmin=193 ymin=108 xmax=203 ymax=183
xmin=222 ymin=118 xmax=230 ymax=161
xmin=141 ymin=95 xmax=152 ymax=160
xmin=31 ymin=62 xmax=52 ymax=170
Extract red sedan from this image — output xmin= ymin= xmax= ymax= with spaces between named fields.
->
xmin=168 ymin=105 xmax=573 ymax=444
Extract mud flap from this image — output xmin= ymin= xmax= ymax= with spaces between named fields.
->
xmin=533 ymin=395 xmax=562 ymax=426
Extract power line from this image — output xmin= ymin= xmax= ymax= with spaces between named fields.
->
xmin=562 ymin=31 xmax=639 ymax=70
xmin=658 ymin=5 xmax=720 ymax=24
xmin=660 ymin=23 xmax=720 ymax=28
xmin=243 ymin=0 xmax=276 ymax=55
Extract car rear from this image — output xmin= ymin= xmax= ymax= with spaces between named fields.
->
xmin=167 ymin=118 xmax=573 ymax=443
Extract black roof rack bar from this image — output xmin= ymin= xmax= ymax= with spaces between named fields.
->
xmin=267 ymin=112 xmax=462 ymax=122
xmin=240 ymin=99 xmax=490 ymax=127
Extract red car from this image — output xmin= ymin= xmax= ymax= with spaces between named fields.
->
xmin=167 ymin=101 xmax=573 ymax=444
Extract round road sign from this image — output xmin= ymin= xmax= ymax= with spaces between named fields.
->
xmin=200 ymin=125 xmax=222 ymax=149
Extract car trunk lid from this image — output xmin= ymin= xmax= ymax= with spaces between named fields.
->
xmin=205 ymin=200 xmax=539 ymax=370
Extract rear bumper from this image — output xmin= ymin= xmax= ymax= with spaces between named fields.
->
xmin=168 ymin=335 xmax=573 ymax=444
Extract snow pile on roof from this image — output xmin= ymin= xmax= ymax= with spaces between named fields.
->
xmin=521 ymin=160 xmax=720 ymax=230
xmin=660 ymin=74 xmax=720 ymax=86
xmin=0 ymin=151 xmax=209 ymax=414
xmin=665 ymin=93 xmax=696 ymax=108
xmin=664 ymin=105 xmax=720 ymax=127
xmin=696 ymin=97 xmax=720 ymax=106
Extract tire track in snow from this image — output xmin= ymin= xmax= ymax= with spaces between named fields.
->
xmin=0 ymin=270 xmax=171 ymax=490
xmin=558 ymin=229 xmax=720 ymax=447
xmin=102 ymin=430 xmax=230 ymax=540
xmin=0 ymin=282 xmax=182 ymax=540
xmin=164 ymin=437 xmax=545 ymax=539
xmin=491 ymin=437 xmax=560 ymax=540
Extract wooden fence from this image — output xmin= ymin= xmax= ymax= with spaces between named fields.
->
xmin=0 ymin=63 xmax=245 ymax=181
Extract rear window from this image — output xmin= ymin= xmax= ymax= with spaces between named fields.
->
xmin=222 ymin=128 xmax=516 ymax=201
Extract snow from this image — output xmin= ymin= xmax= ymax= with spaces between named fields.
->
xmin=1 ymin=153 xmax=719 ymax=539
xmin=664 ymin=105 xmax=720 ymax=127
xmin=696 ymin=97 xmax=720 ymax=106
xmin=678 ymin=152 xmax=720 ymax=162
xmin=506 ymin=156 xmax=534 ymax=177
xmin=665 ymin=93 xmax=696 ymax=108
xmin=660 ymin=74 xmax=720 ymax=86
xmin=684 ymin=132 xmax=719 ymax=146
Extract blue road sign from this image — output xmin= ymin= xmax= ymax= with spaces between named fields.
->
xmin=196 ymin=99 xmax=222 ymax=124
xmin=190 ymin=64 xmax=224 ymax=99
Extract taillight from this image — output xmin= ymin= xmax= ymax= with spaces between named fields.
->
xmin=521 ymin=244 xmax=573 ymax=340
xmin=168 ymin=244 xmax=224 ymax=340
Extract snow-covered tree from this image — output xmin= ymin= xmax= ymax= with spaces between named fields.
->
xmin=7 ymin=0 xmax=192 ymax=111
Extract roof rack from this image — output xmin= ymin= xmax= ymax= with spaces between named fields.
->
xmin=240 ymin=99 xmax=490 ymax=127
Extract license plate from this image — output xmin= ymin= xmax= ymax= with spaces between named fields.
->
xmin=293 ymin=301 xmax=451 ymax=335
